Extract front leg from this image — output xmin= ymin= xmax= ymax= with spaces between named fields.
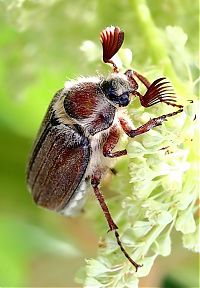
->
xmin=103 ymin=124 xmax=127 ymax=158
xmin=119 ymin=108 xmax=183 ymax=138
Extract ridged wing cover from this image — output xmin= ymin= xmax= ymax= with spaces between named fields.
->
xmin=27 ymin=89 xmax=90 ymax=212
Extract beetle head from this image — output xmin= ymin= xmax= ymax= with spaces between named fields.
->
xmin=100 ymin=26 xmax=182 ymax=110
xmin=100 ymin=27 xmax=139 ymax=106
xmin=100 ymin=74 xmax=135 ymax=107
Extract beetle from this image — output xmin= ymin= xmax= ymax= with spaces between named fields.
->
xmin=27 ymin=26 xmax=183 ymax=271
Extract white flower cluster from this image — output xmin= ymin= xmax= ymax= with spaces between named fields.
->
xmin=80 ymin=27 xmax=199 ymax=288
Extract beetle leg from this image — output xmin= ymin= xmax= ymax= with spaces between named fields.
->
xmin=119 ymin=108 xmax=183 ymax=138
xmin=125 ymin=69 xmax=151 ymax=88
xmin=132 ymin=70 xmax=151 ymax=88
xmin=124 ymin=69 xmax=139 ymax=90
xmin=103 ymin=125 xmax=127 ymax=158
xmin=91 ymin=172 xmax=142 ymax=271
xmin=91 ymin=172 xmax=118 ymax=231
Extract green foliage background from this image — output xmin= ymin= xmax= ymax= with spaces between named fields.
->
xmin=0 ymin=0 xmax=199 ymax=287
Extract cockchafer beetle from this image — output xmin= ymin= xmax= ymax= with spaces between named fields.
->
xmin=27 ymin=26 xmax=183 ymax=271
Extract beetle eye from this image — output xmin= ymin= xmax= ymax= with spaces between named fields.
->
xmin=101 ymin=81 xmax=116 ymax=96
xmin=101 ymin=80 xmax=109 ymax=91
xmin=107 ymin=92 xmax=117 ymax=101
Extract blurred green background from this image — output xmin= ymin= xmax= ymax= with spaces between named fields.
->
xmin=0 ymin=0 xmax=198 ymax=287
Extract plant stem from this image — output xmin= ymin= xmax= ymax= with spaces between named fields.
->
xmin=129 ymin=0 xmax=183 ymax=90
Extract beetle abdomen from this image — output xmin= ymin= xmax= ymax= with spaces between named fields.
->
xmin=60 ymin=178 xmax=90 ymax=216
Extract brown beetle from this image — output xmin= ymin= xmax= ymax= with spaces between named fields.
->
xmin=27 ymin=26 xmax=183 ymax=271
